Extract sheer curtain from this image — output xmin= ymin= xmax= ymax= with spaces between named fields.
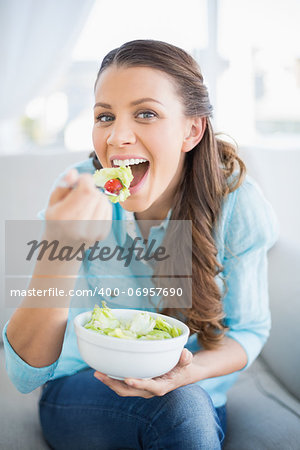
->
xmin=0 ymin=0 xmax=95 ymax=151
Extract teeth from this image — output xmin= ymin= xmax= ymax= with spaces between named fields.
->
xmin=112 ymin=158 xmax=147 ymax=167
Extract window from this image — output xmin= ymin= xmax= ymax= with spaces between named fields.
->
xmin=17 ymin=0 xmax=208 ymax=153
xmin=216 ymin=0 xmax=300 ymax=148
xmin=5 ymin=0 xmax=300 ymax=154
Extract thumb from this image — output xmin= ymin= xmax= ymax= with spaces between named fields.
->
xmin=178 ymin=348 xmax=193 ymax=367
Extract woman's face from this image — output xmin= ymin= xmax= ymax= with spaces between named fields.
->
xmin=92 ymin=65 xmax=197 ymax=216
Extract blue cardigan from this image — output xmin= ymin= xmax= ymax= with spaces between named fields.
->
xmin=2 ymin=159 xmax=279 ymax=408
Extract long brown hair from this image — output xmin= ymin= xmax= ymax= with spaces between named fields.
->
xmin=90 ymin=40 xmax=246 ymax=349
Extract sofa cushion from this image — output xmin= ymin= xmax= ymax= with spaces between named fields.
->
xmin=261 ymin=240 xmax=300 ymax=401
xmin=0 ymin=345 xmax=49 ymax=449
xmin=224 ymin=357 xmax=300 ymax=449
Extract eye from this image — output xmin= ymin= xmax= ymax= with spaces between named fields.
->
xmin=136 ymin=110 xmax=157 ymax=119
xmin=96 ymin=114 xmax=114 ymax=123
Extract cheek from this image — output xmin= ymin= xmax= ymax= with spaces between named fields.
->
xmin=151 ymin=136 xmax=183 ymax=170
xmin=151 ymin=122 xmax=183 ymax=153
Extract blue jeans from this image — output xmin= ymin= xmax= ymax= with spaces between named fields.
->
xmin=39 ymin=368 xmax=226 ymax=450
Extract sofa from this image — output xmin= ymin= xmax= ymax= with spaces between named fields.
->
xmin=1 ymin=148 xmax=300 ymax=449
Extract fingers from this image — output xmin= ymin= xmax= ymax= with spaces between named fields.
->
xmin=178 ymin=348 xmax=193 ymax=367
xmin=49 ymin=169 xmax=79 ymax=205
xmin=91 ymin=189 xmax=112 ymax=221
xmin=94 ymin=372 xmax=154 ymax=398
xmin=49 ymin=170 xmax=98 ymax=209
xmin=45 ymin=170 xmax=113 ymax=242
xmin=124 ymin=377 xmax=167 ymax=396
xmin=61 ymin=174 xmax=100 ymax=218
xmin=48 ymin=171 xmax=111 ymax=220
xmin=74 ymin=172 xmax=98 ymax=194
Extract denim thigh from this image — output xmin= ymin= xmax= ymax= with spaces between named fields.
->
xmin=39 ymin=368 xmax=225 ymax=450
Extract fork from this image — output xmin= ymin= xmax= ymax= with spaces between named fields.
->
xmin=57 ymin=179 xmax=118 ymax=197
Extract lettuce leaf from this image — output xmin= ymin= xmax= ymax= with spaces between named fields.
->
xmin=128 ymin=312 xmax=156 ymax=335
xmin=139 ymin=330 xmax=172 ymax=340
xmin=154 ymin=317 xmax=182 ymax=337
xmin=84 ymin=302 xmax=120 ymax=331
xmin=106 ymin=328 xmax=137 ymax=339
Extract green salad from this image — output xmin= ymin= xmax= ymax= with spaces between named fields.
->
xmin=84 ymin=302 xmax=182 ymax=340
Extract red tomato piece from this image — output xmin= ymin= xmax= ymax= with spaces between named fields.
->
xmin=104 ymin=178 xmax=123 ymax=195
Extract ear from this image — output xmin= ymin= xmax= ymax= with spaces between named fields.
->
xmin=181 ymin=117 xmax=207 ymax=153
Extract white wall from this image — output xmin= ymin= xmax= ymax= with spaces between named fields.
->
xmin=240 ymin=147 xmax=300 ymax=244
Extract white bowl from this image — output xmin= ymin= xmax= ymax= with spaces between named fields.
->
xmin=74 ymin=309 xmax=190 ymax=379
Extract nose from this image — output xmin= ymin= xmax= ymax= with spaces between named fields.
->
xmin=106 ymin=119 xmax=136 ymax=147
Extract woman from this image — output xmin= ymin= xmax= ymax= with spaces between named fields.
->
xmin=3 ymin=40 xmax=279 ymax=449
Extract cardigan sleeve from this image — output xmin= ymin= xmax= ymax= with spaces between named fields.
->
xmin=2 ymin=321 xmax=59 ymax=393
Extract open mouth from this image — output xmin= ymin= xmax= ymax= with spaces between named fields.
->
xmin=111 ymin=158 xmax=150 ymax=189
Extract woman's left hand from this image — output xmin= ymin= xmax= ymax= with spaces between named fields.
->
xmin=94 ymin=348 xmax=194 ymax=398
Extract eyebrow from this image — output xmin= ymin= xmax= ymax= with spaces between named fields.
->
xmin=94 ymin=97 xmax=163 ymax=109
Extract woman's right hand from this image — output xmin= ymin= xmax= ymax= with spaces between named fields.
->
xmin=45 ymin=168 xmax=113 ymax=244
xmin=6 ymin=169 xmax=112 ymax=368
